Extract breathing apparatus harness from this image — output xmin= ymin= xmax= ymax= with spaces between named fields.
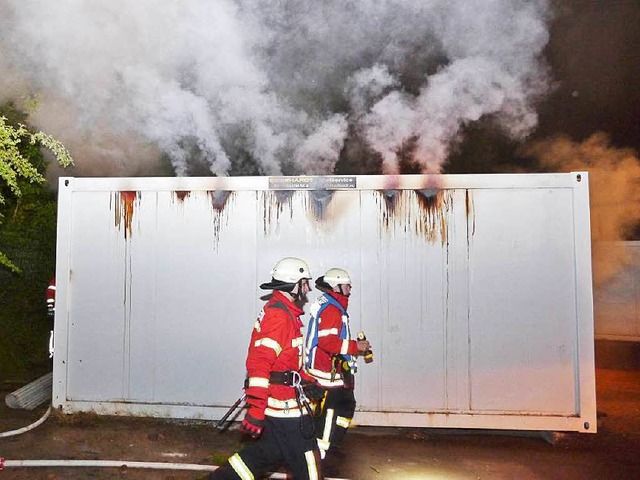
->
xmin=305 ymin=293 xmax=356 ymax=385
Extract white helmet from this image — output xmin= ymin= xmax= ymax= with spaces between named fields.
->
xmin=272 ymin=257 xmax=312 ymax=283
xmin=321 ymin=268 xmax=351 ymax=288
xmin=260 ymin=257 xmax=312 ymax=291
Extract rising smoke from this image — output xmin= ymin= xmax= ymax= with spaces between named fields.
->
xmin=0 ymin=0 xmax=552 ymax=177
xmin=526 ymin=134 xmax=640 ymax=286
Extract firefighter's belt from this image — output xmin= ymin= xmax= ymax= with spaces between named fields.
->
xmin=243 ymin=371 xmax=299 ymax=388
xmin=269 ymin=370 xmax=297 ymax=386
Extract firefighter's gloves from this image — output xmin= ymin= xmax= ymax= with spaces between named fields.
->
xmin=241 ymin=411 xmax=264 ymax=438
xmin=241 ymin=395 xmax=266 ymax=438
xmin=356 ymin=338 xmax=371 ymax=354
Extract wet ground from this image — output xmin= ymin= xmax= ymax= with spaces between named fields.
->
xmin=1 ymin=365 xmax=639 ymax=480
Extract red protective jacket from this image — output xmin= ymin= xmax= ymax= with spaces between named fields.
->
xmin=46 ymin=277 xmax=56 ymax=314
xmin=244 ymin=291 xmax=308 ymax=418
xmin=305 ymin=291 xmax=359 ymax=389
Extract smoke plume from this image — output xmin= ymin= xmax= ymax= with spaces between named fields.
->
xmin=0 ymin=0 xmax=552 ymax=176
xmin=525 ymin=134 xmax=640 ymax=286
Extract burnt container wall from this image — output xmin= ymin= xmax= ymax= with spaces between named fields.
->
xmin=52 ymin=174 xmax=596 ymax=432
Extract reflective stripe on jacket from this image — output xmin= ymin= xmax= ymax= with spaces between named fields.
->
xmin=304 ymin=291 xmax=358 ymax=388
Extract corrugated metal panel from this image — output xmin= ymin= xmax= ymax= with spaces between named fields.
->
xmin=52 ymin=173 xmax=596 ymax=432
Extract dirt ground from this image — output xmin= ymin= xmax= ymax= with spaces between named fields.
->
xmin=1 ymin=367 xmax=640 ymax=480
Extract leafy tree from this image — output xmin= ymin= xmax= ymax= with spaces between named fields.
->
xmin=0 ymin=114 xmax=73 ymax=272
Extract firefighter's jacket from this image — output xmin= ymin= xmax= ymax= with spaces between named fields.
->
xmin=244 ymin=291 xmax=308 ymax=418
xmin=304 ymin=291 xmax=359 ymax=389
xmin=46 ymin=277 xmax=56 ymax=314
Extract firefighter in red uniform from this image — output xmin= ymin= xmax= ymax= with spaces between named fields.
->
xmin=46 ymin=276 xmax=56 ymax=358
xmin=210 ymin=257 xmax=323 ymax=480
xmin=303 ymin=268 xmax=371 ymax=467
xmin=46 ymin=276 xmax=56 ymax=319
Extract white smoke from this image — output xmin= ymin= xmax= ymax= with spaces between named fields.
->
xmin=294 ymin=114 xmax=349 ymax=175
xmin=525 ymin=133 xmax=640 ymax=287
xmin=362 ymin=2 xmax=551 ymax=173
xmin=0 ymin=0 xmax=552 ymax=176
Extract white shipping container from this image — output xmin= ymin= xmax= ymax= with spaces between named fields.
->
xmin=52 ymin=173 xmax=596 ymax=433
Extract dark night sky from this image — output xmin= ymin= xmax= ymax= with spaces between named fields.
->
xmin=538 ymin=0 xmax=640 ymax=151
xmin=440 ymin=0 xmax=640 ymax=178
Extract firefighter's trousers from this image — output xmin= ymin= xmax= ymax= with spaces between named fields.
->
xmin=315 ymin=388 xmax=356 ymax=459
xmin=209 ymin=416 xmax=322 ymax=480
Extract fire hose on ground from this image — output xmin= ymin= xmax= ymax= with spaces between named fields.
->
xmin=1 ymin=383 xmax=347 ymax=479
xmin=0 ymin=405 xmax=52 ymax=438
xmin=0 ymin=458 xmax=346 ymax=479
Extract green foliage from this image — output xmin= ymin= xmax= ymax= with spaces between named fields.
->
xmin=0 ymin=104 xmax=71 ymax=382
xmin=0 ymin=176 xmax=58 ymax=382
xmin=0 ymin=112 xmax=73 ymax=272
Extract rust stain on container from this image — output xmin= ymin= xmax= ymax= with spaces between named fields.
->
xmin=262 ymin=190 xmax=295 ymax=235
xmin=208 ymin=190 xmax=231 ymax=211
xmin=376 ymin=189 xmax=451 ymax=244
xmin=307 ymin=190 xmax=335 ymax=222
xmin=114 ymin=191 xmax=139 ymax=240
xmin=174 ymin=191 xmax=190 ymax=202
xmin=379 ymin=189 xmax=401 ymax=230
xmin=262 ymin=189 xmax=354 ymax=234
xmin=465 ymin=189 xmax=476 ymax=238
xmin=208 ymin=190 xmax=233 ymax=246
xmin=415 ymin=189 xmax=449 ymax=244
